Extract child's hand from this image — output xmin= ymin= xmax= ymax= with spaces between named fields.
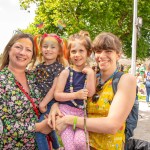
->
xmin=82 ymin=66 xmax=93 ymax=75
xmin=75 ymin=89 xmax=88 ymax=100
xmin=39 ymin=101 xmax=47 ymax=113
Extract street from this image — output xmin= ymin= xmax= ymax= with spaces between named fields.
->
xmin=133 ymin=101 xmax=150 ymax=142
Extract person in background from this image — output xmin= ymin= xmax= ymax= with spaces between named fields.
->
xmin=34 ymin=33 xmax=66 ymax=150
xmin=49 ymin=32 xmax=136 ymax=150
xmin=145 ymin=64 xmax=150 ymax=106
xmin=139 ymin=64 xmax=146 ymax=81
xmin=0 ymin=33 xmax=51 ymax=149
xmin=120 ymin=64 xmax=124 ymax=72
xmin=54 ymin=31 xmax=96 ymax=150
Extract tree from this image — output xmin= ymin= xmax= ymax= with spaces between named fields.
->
xmin=19 ymin=0 xmax=150 ymax=59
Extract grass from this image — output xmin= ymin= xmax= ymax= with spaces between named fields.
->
xmin=57 ymin=133 xmax=64 ymax=147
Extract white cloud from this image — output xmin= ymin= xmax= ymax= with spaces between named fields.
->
xmin=0 ymin=0 xmax=36 ymax=54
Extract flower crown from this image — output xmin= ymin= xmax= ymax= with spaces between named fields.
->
xmin=42 ymin=33 xmax=62 ymax=43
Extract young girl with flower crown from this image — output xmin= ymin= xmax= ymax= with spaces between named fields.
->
xmin=34 ymin=33 xmax=67 ymax=150
xmin=54 ymin=31 xmax=96 ymax=150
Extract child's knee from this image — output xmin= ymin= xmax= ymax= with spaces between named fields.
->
xmin=74 ymin=139 xmax=86 ymax=150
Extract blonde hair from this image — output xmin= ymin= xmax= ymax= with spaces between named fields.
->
xmin=0 ymin=33 xmax=36 ymax=70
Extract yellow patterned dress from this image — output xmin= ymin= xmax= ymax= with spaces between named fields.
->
xmin=87 ymin=78 xmax=125 ymax=150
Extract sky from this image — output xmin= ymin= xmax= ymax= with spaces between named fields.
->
xmin=0 ymin=0 xmax=36 ymax=54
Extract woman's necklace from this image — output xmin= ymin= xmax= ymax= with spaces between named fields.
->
xmin=92 ymin=69 xmax=118 ymax=103
xmin=98 ymin=69 xmax=118 ymax=91
xmin=69 ymin=67 xmax=87 ymax=109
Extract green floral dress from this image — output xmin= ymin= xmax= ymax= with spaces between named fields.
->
xmin=0 ymin=67 xmax=41 ymax=150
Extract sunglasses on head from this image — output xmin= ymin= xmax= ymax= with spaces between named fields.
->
xmin=91 ymin=83 xmax=103 ymax=103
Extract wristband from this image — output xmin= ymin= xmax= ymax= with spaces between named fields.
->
xmin=73 ymin=116 xmax=78 ymax=130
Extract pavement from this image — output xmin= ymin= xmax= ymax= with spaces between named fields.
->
xmin=133 ymin=101 xmax=150 ymax=142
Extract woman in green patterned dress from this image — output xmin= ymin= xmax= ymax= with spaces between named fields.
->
xmin=0 ymin=33 xmax=51 ymax=149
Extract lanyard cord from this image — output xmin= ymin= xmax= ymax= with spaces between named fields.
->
xmin=99 ymin=69 xmax=118 ymax=86
xmin=70 ymin=67 xmax=86 ymax=109
xmin=83 ymin=76 xmax=90 ymax=150
xmin=69 ymin=67 xmax=90 ymax=149
xmin=15 ymin=80 xmax=39 ymax=118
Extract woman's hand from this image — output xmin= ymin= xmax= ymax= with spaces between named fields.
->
xmin=48 ymin=103 xmax=63 ymax=129
xmin=36 ymin=119 xmax=52 ymax=134
xmin=55 ymin=116 xmax=68 ymax=135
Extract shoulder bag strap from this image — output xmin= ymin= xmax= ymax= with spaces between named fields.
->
xmin=15 ymin=80 xmax=39 ymax=118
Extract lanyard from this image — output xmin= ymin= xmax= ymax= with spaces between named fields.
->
xmin=99 ymin=69 xmax=118 ymax=86
xmin=69 ymin=67 xmax=87 ymax=109
xmin=15 ymin=80 xmax=39 ymax=118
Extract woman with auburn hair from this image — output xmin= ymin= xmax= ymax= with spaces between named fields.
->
xmin=0 ymin=33 xmax=51 ymax=149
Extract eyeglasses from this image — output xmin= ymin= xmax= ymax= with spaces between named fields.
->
xmin=91 ymin=83 xmax=103 ymax=103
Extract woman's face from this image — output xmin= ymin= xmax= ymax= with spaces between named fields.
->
xmin=8 ymin=38 xmax=33 ymax=69
xmin=94 ymin=49 xmax=120 ymax=72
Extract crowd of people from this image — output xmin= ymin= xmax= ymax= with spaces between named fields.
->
xmin=0 ymin=30 xmax=144 ymax=150
xmin=120 ymin=63 xmax=150 ymax=107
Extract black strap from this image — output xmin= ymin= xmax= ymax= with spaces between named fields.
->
xmin=112 ymin=72 xmax=124 ymax=94
xmin=112 ymin=72 xmax=138 ymax=94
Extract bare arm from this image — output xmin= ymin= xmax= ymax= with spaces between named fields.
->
xmin=39 ymin=77 xmax=58 ymax=113
xmin=82 ymin=66 xmax=96 ymax=97
xmin=56 ymin=73 xmax=137 ymax=134
xmin=54 ymin=69 xmax=88 ymax=101
xmin=40 ymin=77 xmax=58 ymax=105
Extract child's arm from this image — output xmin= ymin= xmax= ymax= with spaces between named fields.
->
xmin=82 ymin=66 xmax=96 ymax=97
xmin=39 ymin=77 xmax=58 ymax=113
xmin=54 ymin=69 xmax=88 ymax=101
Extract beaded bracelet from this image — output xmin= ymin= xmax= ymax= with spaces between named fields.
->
xmin=73 ymin=116 xmax=78 ymax=130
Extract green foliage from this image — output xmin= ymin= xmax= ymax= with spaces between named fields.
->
xmin=19 ymin=0 xmax=150 ymax=59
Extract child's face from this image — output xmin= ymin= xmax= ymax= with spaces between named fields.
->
xmin=41 ymin=37 xmax=60 ymax=63
xmin=69 ymin=40 xmax=88 ymax=68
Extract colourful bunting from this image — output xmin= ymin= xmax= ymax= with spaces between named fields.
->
xmin=57 ymin=20 xmax=66 ymax=30
xmin=36 ymin=22 xmax=44 ymax=29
